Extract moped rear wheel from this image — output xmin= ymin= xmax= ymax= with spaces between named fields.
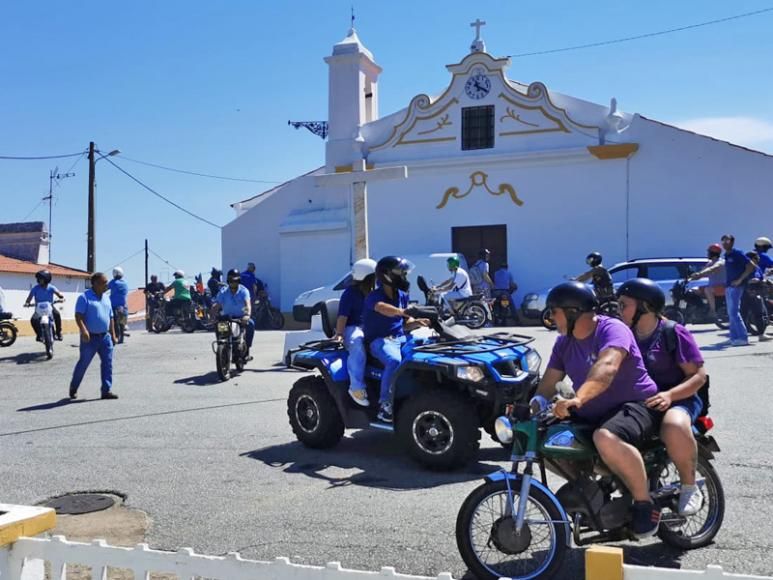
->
xmin=44 ymin=324 xmax=53 ymax=359
xmin=463 ymin=303 xmax=488 ymax=329
xmin=456 ymin=479 xmax=569 ymax=580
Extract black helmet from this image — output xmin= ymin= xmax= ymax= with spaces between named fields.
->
xmin=376 ymin=256 xmax=412 ymax=292
xmin=586 ymin=252 xmax=602 ymax=267
xmin=546 ymin=282 xmax=597 ymax=313
xmin=35 ymin=269 xmax=52 ymax=284
xmin=211 ymin=267 xmax=222 ymax=277
xmin=616 ymin=278 xmax=665 ymax=313
xmin=226 ymin=268 xmax=241 ymax=283
xmin=479 ymin=248 xmax=491 ymax=259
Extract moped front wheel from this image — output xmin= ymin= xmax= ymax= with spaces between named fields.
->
xmin=456 ymin=479 xmax=569 ymax=580
xmin=216 ymin=344 xmax=230 ymax=381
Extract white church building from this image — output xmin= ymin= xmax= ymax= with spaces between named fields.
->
xmin=222 ymin=23 xmax=773 ymax=313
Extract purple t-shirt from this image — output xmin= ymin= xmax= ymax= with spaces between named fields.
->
xmin=636 ymin=320 xmax=704 ymax=391
xmin=547 ymin=316 xmax=658 ymax=422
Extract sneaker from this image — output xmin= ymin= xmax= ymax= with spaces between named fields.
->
xmin=348 ymin=389 xmax=370 ymax=407
xmin=631 ymin=501 xmax=661 ymax=539
xmin=377 ymin=402 xmax=393 ymax=423
xmin=36 ymin=336 xmax=43 ymax=343
xmin=678 ymin=484 xmax=704 ymax=516
xmin=68 ymin=388 xmax=78 ymax=400
xmin=55 ymin=334 xmax=63 ymax=341
xmin=759 ymin=334 xmax=771 ymax=342
xmin=731 ymin=339 xmax=750 ymax=346
xmin=101 ymin=392 xmax=119 ymax=400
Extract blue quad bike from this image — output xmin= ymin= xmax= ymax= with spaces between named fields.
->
xmin=286 ymin=307 xmax=543 ymax=471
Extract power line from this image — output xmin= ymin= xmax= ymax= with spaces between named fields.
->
xmin=21 ymin=200 xmax=45 ymax=221
xmin=109 ymin=247 xmax=146 ymax=271
xmin=150 ymin=250 xmax=179 ymax=272
xmin=508 ymin=6 xmax=773 ymax=58
xmin=102 ymin=157 xmax=221 ymax=229
xmin=119 ymin=155 xmax=282 ymax=184
xmin=0 ymin=151 xmax=86 ymax=160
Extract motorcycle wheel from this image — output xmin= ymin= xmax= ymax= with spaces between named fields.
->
xmin=541 ymin=308 xmax=557 ymax=331
xmin=653 ymin=454 xmax=725 ymax=549
xmin=216 ymin=344 xmax=231 ymax=381
xmin=463 ymin=303 xmax=488 ymax=330
xmin=180 ymin=314 xmax=197 ymax=333
xmin=0 ymin=323 xmax=17 ymax=347
xmin=269 ymin=308 xmax=285 ymax=330
xmin=151 ymin=312 xmax=168 ymax=333
xmin=234 ymin=342 xmax=246 ymax=372
xmin=663 ymin=306 xmax=685 ymax=325
xmin=743 ymin=301 xmax=768 ymax=336
xmin=714 ymin=305 xmax=729 ymax=330
xmin=456 ymin=479 xmax=569 ymax=580
xmin=44 ymin=325 xmax=53 ymax=360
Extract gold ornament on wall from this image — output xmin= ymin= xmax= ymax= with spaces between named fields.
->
xmin=436 ymin=171 xmax=524 ymax=209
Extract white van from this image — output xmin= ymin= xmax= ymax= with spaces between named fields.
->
xmin=292 ymin=252 xmax=468 ymax=328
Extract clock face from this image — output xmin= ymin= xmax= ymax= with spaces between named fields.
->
xmin=464 ymin=74 xmax=491 ymax=100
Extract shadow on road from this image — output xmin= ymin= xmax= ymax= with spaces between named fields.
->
xmin=241 ymin=431 xmax=503 ymax=491
xmin=0 ymin=352 xmax=49 ymax=365
xmin=174 ymin=371 xmax=222 ymax=386
xmin=17 ymin=398 xmax=87 ymax=412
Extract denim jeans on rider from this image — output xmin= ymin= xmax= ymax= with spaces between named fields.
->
xmin=726 ymin=285 xmax=748 ymax=343
xmin=70 ymin=333 xmax=114 ymax=395
xmin=244 ymin=318 xmax=255 ymax=348
xmin=440 ymin=290 xmax=466 ymax=314
xmin=370 ymin=336 xmax=405 ymax=405
xmin=344 ymin=325 xmax=366 ymax=391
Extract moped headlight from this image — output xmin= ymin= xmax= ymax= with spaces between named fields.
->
xmin=217 ymin=321 xmax=229 ymax=333
xmin=524 ymin=350 xmax=542 ymax=373
xmin=456 ymin=365 xmax=485 ymax=382
xmin=494 ymin=416 xmax=514 ymax=444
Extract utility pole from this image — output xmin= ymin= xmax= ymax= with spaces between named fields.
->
xmin=145 ymin=239 xmax=150 ymax=331
xmin=44 ymin=167 xmax=75 ymax=261
xmin=87 ymin=141 xmax=96 ymax=273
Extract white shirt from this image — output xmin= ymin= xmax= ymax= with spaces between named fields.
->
xmin=451 ymin=269 xmax=472 ymax=298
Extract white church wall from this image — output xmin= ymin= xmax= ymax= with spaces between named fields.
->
xmin=627 ymin=118 xmax=773 ymax=258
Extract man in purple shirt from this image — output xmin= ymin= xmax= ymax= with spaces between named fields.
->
xmin=536 ymin=281 xmax=662 ymax=538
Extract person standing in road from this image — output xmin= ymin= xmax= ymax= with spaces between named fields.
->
xmin=240 ymin=262 xmax=265 ymax=303
xmin=470 ymin=249 xmax=494 ymax=298
xmin=69 ymin=272 xmax=118 ymax=400
xmin=108 ymin=267 xmax=130 ymax=342
xmin=493 ymin=261 xmax=518 ymax=320
xmin=721 ymin=234 xmax=755 ymax=347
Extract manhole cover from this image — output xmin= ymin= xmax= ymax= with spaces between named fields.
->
xmin=45 ymin=494 xmax=115 ymax=515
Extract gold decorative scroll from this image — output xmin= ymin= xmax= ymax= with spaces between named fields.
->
xmin=437 ymin=171 xmax=524 ymax=209
xmin=417 ymin=114 xmax=452 ymax=136
xmin=499 ymin=106 xmax=539 ymax=128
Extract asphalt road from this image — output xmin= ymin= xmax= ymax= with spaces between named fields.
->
xmin=1 ymin=323 xmax=772 ymax=578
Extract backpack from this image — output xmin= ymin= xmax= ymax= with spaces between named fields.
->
xmin=469 ymin=261 xmax=484 ymax=288
xmin=659 ymin=320 xmax=711 ymax=417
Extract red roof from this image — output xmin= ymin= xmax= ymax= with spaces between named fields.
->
xmin=0 ymin=253 xmax=90 ymax=278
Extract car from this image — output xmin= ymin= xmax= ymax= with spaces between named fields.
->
xmin=285 ymin=307 xmax=541 ymax=471
xmin=292 ymin=253 xmax=469 ymax=330
xmin=520 ymin=257 xmax=710 ymax=320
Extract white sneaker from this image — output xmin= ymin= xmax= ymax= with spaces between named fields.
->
xmin=678 ymin=485 xmax=704 ymax=516
xmin=731 ymin=339 xmax=750 ymax=346
xmin=348 ymin=389 xmax=370 ymax=407
xmin=759 ymin=334 xmax=771 ymax=342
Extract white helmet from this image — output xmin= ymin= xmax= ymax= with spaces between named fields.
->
xmin=755 ymin=237 xmax=772 ymax=249
xmin=173 ymin=270 xmax=185 ymax=278
xmin=112 ymin=267 xmax=124 ymax=279
xmin=351 ymin=258 xmax=377 ymax=282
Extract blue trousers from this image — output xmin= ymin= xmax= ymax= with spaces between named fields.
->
xmin=244 ymin=318 xmax=255 ymax=348
xmin=344 ymin=325 xmax=366 ymax=391
xmin=70 ymin=333 xmax=114 ymax=394
xmin=369 ymin=336 xmax=404 ymax=405
xmin=726 ymin=285 xmax=748 ymax=342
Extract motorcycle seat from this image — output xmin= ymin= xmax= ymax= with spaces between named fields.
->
xmin=0 ymin=312 xmax=12 ymax=320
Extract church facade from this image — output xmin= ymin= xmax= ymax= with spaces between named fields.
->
xmin=223 ymin=25 xmax=773 ymax=311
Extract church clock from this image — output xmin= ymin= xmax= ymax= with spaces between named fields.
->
xmin=464 ymin=74 xmax=491 ymax=100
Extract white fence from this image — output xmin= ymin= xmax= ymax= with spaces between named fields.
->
xmin=625 ymin=564 xmax=772 ymax=580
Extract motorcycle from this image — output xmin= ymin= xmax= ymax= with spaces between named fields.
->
xmin=741 ymin=278 xmax=770 ymax=336
xmin=149 ymin=293 xmax=197 ymax=334
xmin=492 ymin=290 xmax=517 ymax=327
xmin=212 ymin=315 xmax=249 ymax=381
xmin=416 ymin=276 xmax=492 ymax=329
xmin=456 ymin=390 xmax=724 ymax=579
xmin=114 ymin=305 xmax=128 ymax=344
xmin=663 ymin=279 xmax=729 ymax=329
xmin=0 ymin=311 xmax=18 ymax=347
xmin=252 ymin=287 xmax=284 ymax=330
xmin=25 ymin=300 xmax=63 ymax=359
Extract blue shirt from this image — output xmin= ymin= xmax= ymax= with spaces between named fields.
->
xmin=239 ymin=271 xmax=264 ymax=300
xmin=724 ymin=249 xmax=750 ymax=285
xmin=338 ymin=286 xmax=366 ymax=327
xmin=363 ymin=287 xmax=409 ymax=342
xmin=75 ymin=289 xmax=113 ymax=333
xmin=759 ymin=252 xmax=773 ymax=272
xmin=214 ymin=284 xmax=250 ymax=317
xmin=493 ymin=268 xmax=514 ymax=291
xmin=29 ymin=284 xmax=58 ymax=304
xmin=107 ymin=278 xmax=129 ymax=309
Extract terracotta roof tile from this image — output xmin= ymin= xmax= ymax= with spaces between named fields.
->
xmin=0 ymin=253 xmax=90 ymax=278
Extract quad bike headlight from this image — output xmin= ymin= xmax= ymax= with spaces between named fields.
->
xmin=524 ymin=350 xmax=542 ymax=373
xmin=456 ymin=365 xmax=485 ymax=382
xmin=494 ymin=416 xmax=514 ymax=444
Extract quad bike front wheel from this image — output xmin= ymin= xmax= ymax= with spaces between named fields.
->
xmin=287 ymin=375 xmax=344 ymax=449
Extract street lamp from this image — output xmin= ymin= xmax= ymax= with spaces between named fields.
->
xmin=86 ymin=142 xmax=120 ymax=273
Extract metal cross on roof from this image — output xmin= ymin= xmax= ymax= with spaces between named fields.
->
xmin=470 ymin=18 xmax=486 ymax=40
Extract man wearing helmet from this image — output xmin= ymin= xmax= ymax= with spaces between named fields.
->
xmin=576 ymin=252 xmax=614 ymax=300
xmin=24 ymin=270 xmax=65 ymax=341
xmin=333 ymin=259 xmax=377 ymax=407
xmin=166 ymin=270 xmax=192 ymax=320
xmin=688 ymin=244 xmax=725 ymax=320
xmin=207 ymin=268 xmax=224 ymax=299
xmin=536 ymin=281 xmax=662 ymax=538
xmin=363 ymin=256 xmax=430 ymax=423
xmin=108 ymin=267 xmax=130 ymax=341
xmin=434 ymin=256 xmax=472 ymax=314
xmin=211 ymin=269 xmax=254 ymax=358
xmin=755 ymin=236 xmax=773 ymax=273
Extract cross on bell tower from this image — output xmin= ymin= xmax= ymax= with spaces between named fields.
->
xmin=470 ymin=18 xmax=486 ymax=53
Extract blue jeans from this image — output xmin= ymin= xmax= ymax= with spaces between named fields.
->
xmin=344 ymin=325 xmax=366 ymax=391
xmin=370 ymin=336 xmax=404 ymax=405
xmin=70 ymin=333 xmax=114 ymax=394
xmin=244 ymin=318 xmax=255 ymax=348
xmin=726 ymin=285 xmax=748 ymax=342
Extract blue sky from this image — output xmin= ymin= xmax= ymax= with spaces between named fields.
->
xmin=2 ymin=1 xmax=772 ymax=289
